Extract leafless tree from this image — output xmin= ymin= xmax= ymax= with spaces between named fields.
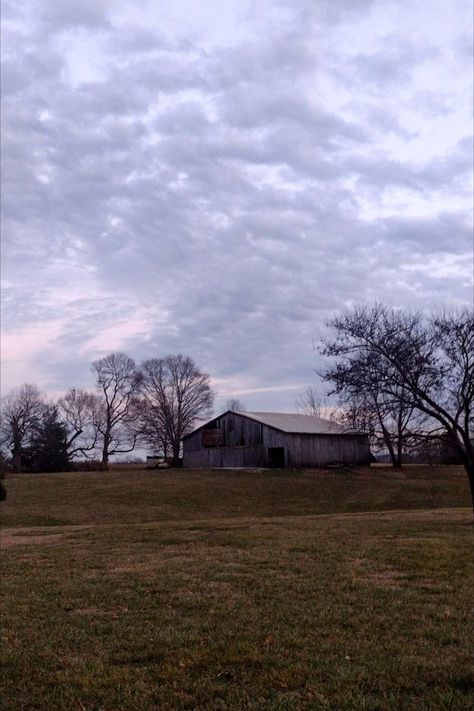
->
xmin=131 ymin=395 xmax=171 ymax=459
xmin=320 ymin=342 xmax=420 ymax=467
xmin=91 ymin=352 xmax=142 ymax=470
xmin=140 ymin=355 xmax=214 ymax=465
xmin=321 ymin=304 xmax=474 ymax=508
xmin=295 ymin=386 xmax=335 ymax=421
xmin=57 ymin=388 xmax=101 ymax=460
xmin=332 ymin=395 xmax=377 ymax=434
xmin=0 ymin=384 xmax=45 ymax=472
xmin=226 ymin=398 xmax=246 ymax=412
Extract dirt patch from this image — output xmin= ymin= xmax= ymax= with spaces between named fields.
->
xmin=0 ymin=525 xmax=92 ymax=549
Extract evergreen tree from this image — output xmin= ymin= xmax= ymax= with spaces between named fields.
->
xmin=29 ymin=407 xmax=70 ymax=472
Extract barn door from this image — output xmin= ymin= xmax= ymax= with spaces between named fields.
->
xmin=268 ymin=447 xmax=285 ymax=468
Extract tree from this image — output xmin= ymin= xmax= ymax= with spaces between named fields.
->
xmin=0 ymin=384 xmax=45 ymax=472
xmin=332 ymin=395 xmax=377 ymax=435
xmin=226 ymin=398 xmax=246 ymax=412
xmin=295 ymin=386 xmax=335 ymax=421
xmin=321 ymin=304 xmax=474 ymax=508
xmin=140 ymin=355 xmax=214 ymax=466
xmin=320 ymin=344 xmax=419 ymax=467
xmin=57 ymin=388 xmax=101 ymax=460
xmin=27 ymin=406 xmax=70 ymax=472
xmin=91 ymin=352 xmax=142 ymax=470
xmin=0 ymin=452 xmax=7 ymax=501
xmin=131 ymin=392 xmax=171 ymax=459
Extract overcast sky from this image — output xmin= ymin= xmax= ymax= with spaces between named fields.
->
xmin=2 ymin=0 xmax=473 ymax=412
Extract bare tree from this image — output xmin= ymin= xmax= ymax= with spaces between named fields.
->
xmin=320 ymin=344 xmax=419 ymax=467
xmin=226 ymin=398 xmax=246 ymax=412
xmin=332 ymin=395 xmax=377 ymax=434
xmin=57 ymin=388 xmax=101 ymax=460
xmin=91 ymin=353 xmax=142 ymax=470
xmin=295 ymin=386 xmax=335 ymax=420
xmin=321 ymin=304 xmax=474 ymax=508
xmin=140 ymin=355 xmax=214 ymax=466
xmin=0 ymin=384 xmax=45 ymax=472
xmin=131 ymin=394 xmax=171 ymax=459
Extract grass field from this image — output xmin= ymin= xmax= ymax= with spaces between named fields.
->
xmin=1 ymin=466 xmax=473 ymax=710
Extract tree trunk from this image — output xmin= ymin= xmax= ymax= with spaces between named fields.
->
xmin=99 ymin=426 xmax=111 ymax=471
xmin=11 ymin=426 xmax=22 ymax=472
xmin=394 ymin=437 xmax=403 ymax=469
xmin=12 ymin=448 xmax=21 ymax=473
xmin=394 ymin=398 xmax=406 ymax=470
xmin=100 ymin=432 xmax=110 ymax=471
xmin=381 ymin=425 xmax=399 ymax=469
xmin=465 ymin=462 xmax=474 ymax=518
xmin=460 ymin=445 xmax=474 ymax=516
xmin=100 ymin=447 xmax=109 ymax=470
xmin=452 ymin=434 xmax=474 ymax=517
xmin=171 ymin=442 xmax=181 ymax=467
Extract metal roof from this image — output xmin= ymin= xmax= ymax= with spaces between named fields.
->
xmin=235 ymin=411 xmax=364 ymax=435
xmin=183 ymin=410 xmax=365 ymax=438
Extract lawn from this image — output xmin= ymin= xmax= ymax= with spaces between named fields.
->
xmin=1 ymin=466 xmax=473 ymax=710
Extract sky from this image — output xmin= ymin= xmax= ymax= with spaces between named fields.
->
xmin=1 ymin=0 xmax=473 ymax=413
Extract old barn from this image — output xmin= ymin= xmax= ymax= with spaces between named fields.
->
xmin=183 ymin=410 xmax=370 ymax=468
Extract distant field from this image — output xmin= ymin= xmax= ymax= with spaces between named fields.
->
xmin=1 ymin=466 xmax=473 ymax=710
xmin=0 ymin=465 xmax=471 ymax=528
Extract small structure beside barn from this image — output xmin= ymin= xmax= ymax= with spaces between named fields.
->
xmin=182 ymin=410 xmax=370 ymax=468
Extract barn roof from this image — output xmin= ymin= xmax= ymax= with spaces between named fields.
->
xmin=234 ymin=411 xmax=363 ymax=435
xmin=183 ymin=410 xmax=365 ymax=438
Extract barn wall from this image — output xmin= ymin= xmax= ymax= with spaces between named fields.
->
xmin=182 ymin=445 xmax=267 ymax=469
xmin=282 ymin=434 xmax=370 ymax=467
xmin=183 ymin=412 xmax=370 ymax=468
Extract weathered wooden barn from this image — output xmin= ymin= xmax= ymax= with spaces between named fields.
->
xmin=183 ymin=411 xmax=370 ymax=468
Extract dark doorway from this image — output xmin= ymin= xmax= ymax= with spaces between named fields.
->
xmin=268 ymin=447 xmax=285 ymax=468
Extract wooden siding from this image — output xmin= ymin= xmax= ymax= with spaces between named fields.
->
xmin=282 ymin=433 xmax=369 ymax=467
xmin=183 ymin=412 xmax=370 ymax=468
xmin=184 ymin=413 xmax=264 ymax=450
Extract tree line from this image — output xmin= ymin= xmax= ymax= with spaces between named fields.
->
xmin=1 ymin=305 xmax=472 ymax=509
xmin=1 ymin=353 xmax=213 ymax=472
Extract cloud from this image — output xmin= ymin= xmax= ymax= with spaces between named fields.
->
xmin=39 ymin=0 xmax=112 ymax=29
xmin=1 ymin=0 xmax=472 ymax=411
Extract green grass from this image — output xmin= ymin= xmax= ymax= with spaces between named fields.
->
xmin=1 ymin=466 xmax=473 ymax=710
